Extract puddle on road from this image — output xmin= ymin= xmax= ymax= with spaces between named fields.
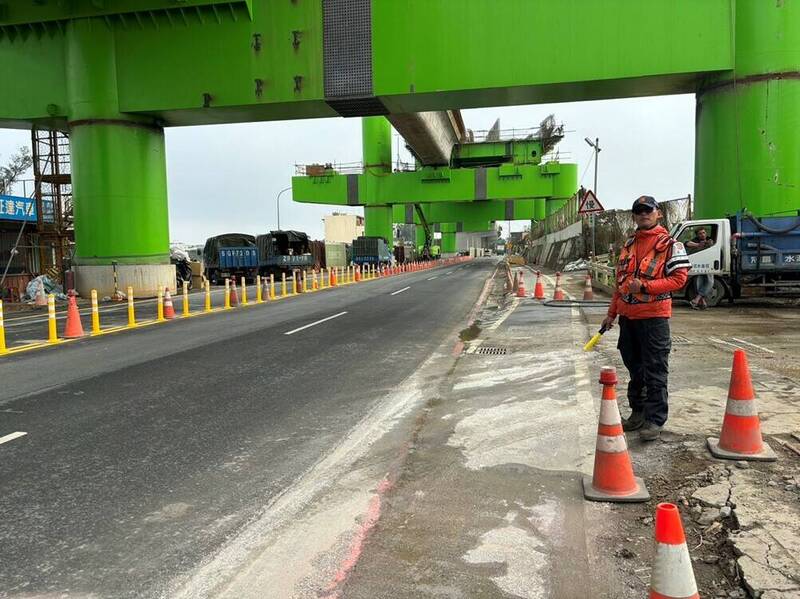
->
xmin=459 ymin=322 xmax=482 ymax=342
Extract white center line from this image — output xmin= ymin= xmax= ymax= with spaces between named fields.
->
xmin=731 ymin=337 xmax=775 ymax=354
xmin=426 ymin=276 xmax=438 ymax=281
xmin=283 ymin=311 xmax=348 ymax=336
xmin=0 ymin=431 xmax=27 ymax=446
xmin=390 ymin=287 xmax=411 ymax=296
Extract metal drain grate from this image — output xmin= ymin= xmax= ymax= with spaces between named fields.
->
xmin=476 ymin=346 xmax=508 ymax=355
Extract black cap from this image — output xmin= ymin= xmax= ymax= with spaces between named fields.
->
xmin=632 ymin=195 xmax=659 ymax=211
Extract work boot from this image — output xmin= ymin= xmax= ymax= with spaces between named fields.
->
xmin=622 ymin=410 xmax=645 ymax=432
xmin=639 ymin=421 xmax=663 ymax=442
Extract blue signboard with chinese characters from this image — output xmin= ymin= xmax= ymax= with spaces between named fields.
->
xmin=0 ymin=194 xmax=36 ymax=222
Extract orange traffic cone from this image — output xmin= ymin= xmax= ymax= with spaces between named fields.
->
xmin=553 ymin=272 xmax=565 ymax=300
xmin=649 ymin=503 xmax=699 ymax=599
xmin=163 ymin=287 xmax=176 ymax=319
xmin=229 ymin=279 xmax=239 ymax=306
xmin=583 ymin=273 xmax=594 ymax=300
xmin=516 ymin=270 xmax=527 ymax=298
xmin=532 ymin=270 xmax=545 ymax=299
xmin=355 ymin=266 xmax=362 ymax=282
xmin=63 ymin=290 xmax=85 ymax=338
xmin=583 ymin=366 xmax=650 ymax=502
xmin=511 ymin=270 xmax=519 ymax=293
xmin=707 ymin=349 xmax=777 ymax=461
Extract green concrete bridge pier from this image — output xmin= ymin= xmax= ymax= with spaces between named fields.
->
xmin=67 ymin=18 xmax=174 ymax=298
xmin=362 ymin=117 xmax=395 ymax=246
xmin=695 ymin=2 xmax=800 ymax=218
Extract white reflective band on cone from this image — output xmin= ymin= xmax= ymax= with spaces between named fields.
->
xmin=596 ymin=434 xmax=627 ymax=453
xmin=599 ymin=400 xmax=622 ymax=426
xmin=651 ymin=543 xmax=698 ymax=597
xmin=725 ymin=397 xmax=759 ymax=417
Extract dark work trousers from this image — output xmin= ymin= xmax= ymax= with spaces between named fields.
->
xmin=617 ymin=316 xmax=672 ymax=426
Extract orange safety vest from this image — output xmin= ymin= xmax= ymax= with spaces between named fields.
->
xmin=616 ymin=234 xmax=675 ymax=305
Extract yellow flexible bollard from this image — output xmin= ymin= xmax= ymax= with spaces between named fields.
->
xmin=47 ymin=293 xmax=59 ymax=343
xmin=303 ymin=271 xmax=308 ymax=293
xmin=281 ymin=272 xmax=287 ymax=297
xmin=183 ymin=281 xmax=190 ymax=316
xmin=127 ymin=286 xmax=136 ymax=327
xmin=205 ymin=280 xmax=212 ymax=312
xmin=157 ymin=290 xmax=165 ymax=322
xmin=292 ymin=273 xmax=297 ymax=295
xmin=0 ymin=299 xmax=7 ymax=354
xmin=90 ymin=289 xmax=101 ymax=334
xmin=241 ymin=276 xmax=248 ymax=305
xmin=313 ymin=271 xmax=318 ymax=290
xmin=256 ymin=275 xmax=263 ymax=303
xmin=270 ymin=274 xmax=276 ymax=299
xmin=224 ymin=279 xmax=231 ymax=309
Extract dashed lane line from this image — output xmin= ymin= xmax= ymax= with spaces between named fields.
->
xmin=283 ymin=311 xmax=348 ymax=336
xmin=0 ymin=431 xmax=27 ymax=446
xmin=390 ymin=287 xmax=411 ymax=296
xmin=426 ymin=276 xmax=439 ymax=281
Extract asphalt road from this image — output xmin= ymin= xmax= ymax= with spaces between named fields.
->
xmin=0 ymin=260 xmax=492 ymax=598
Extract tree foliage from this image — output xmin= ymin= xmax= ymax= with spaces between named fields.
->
xmin=0 ymin=146 xmax=33 ymax=196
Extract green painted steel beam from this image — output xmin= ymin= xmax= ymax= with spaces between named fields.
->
xmin=0 ymin=1 xmax=253 ymax=26
xmin=292 ymin=162 xmax=577 ymax=207
xmin=0 ymin=0 xmax=731 ymax=127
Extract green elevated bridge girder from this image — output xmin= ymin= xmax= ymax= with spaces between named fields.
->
xmin=1 ymin=0 xmax=798 ymax=267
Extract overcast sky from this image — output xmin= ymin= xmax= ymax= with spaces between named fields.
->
xmin=0 ymin=94 xmax=695 ymax=244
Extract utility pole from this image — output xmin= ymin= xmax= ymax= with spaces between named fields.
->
xmin=584 ymin=137 xmax=601 ymax=258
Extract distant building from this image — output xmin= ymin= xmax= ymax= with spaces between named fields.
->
xmin=324 ymin=213 xmax=364 ymax=244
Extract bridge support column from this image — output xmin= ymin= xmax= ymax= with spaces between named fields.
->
xmin=67 ymin=18 xmax=173 ymax=297
xmin=695 ymin=2 xmax=800 ymax=218
xmin=440 ymin=223 xmax=457 ymax=257
xmin=362 ymin=117 xmax=394 ymax=245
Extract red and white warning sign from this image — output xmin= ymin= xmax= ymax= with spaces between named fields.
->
xmin=578 ymin=190 xmax=604 ymax=215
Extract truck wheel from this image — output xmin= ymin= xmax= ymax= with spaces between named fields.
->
xmin=705 ymin=279 xmax=727 ymax=307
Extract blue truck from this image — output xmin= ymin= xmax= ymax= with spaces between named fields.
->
xmin=203 ymin=233 xmax=259 ymax=285
xmin=671 ymin=210 xmax=800 ymax=306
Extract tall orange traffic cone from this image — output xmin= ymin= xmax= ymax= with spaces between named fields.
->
xmin=511 ymin=270 xmax=519 ymax=293
xmin=532 ymin=270 xmax=545 ymax=299
xmin=163 ymin=287 xmax=176 ymax=319
xmin=355 ymin=266 xmax=362 ymax=282
xmin=707 ymin=349 xmax=777 ymax=461
xmin=553 ymin=272 xmax=565 ymax=300
xmin=229 ymin=279 xmax=239 ymax=306
xmin=649 ymin=503 xmax=699 ymax=599
xmin=583 ymin=273 xmax=594 ymax=300
xmin=583 ymin=366 xmax=650 ymax=502
xmin=63 ymin=290 xmax=85 ymax=338
xmin=516 ymin=270 xmax=527 ymax=297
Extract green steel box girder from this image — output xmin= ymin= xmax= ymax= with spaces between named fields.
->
xmin=0 ymin=0 xmax=798 ymax=263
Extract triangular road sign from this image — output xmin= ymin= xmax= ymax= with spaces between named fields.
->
xmin=578 ymin=190 xmax=604 ymax=214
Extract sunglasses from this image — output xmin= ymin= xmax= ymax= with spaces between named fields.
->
xmin=632 ymin=206 xmax=655 ymax=215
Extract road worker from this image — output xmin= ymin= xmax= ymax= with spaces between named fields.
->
xmin=601 ymin=196 xmax=692 ymax=441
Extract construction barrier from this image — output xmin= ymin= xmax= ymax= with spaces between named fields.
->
xmin=707 ymin=349 xmax=777 ymax=461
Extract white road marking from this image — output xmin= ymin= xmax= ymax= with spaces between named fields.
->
xmin=0 ymin=431 xmax=27 ymax=446
xmin=731 ymin=337 xmax=775 ymax=354
xmin=708 ymin=336 xmax=746 ymax=351
xmin=427 ymin=276 xmax=439 ymax=281
xmin=444 ymin=271 xmax=454 ymax=276
xmin=283 ymin=311 xmax=348 ymax=335
xmin=390 ymin=287 xmax=411 ymax=296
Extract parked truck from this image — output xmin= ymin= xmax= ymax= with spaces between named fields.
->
xmin=203 ymin=233 xmax=259 ymax=285
xmin=256 ymin=230 xmax=315 ymax=277
xmin=670 ymin=210 xmax=800 ymax=306
xmin=352 ymin=236 xmax=393 ymax=266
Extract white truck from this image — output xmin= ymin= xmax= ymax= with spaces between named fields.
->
xmin=669 ymin=211 xmax=800 ymax=307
